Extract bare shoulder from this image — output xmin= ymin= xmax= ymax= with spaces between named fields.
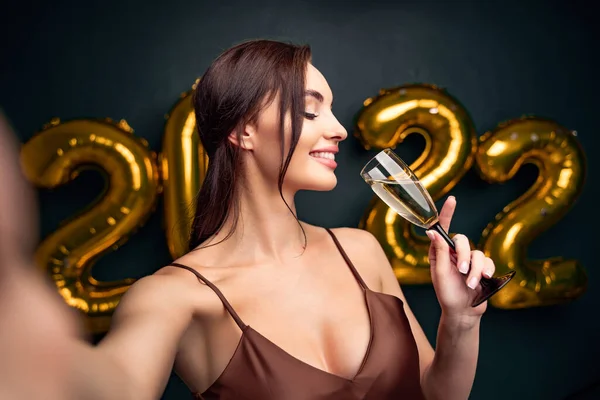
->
xmin=110 ymin=270 xmax=189 ymax=321
xmin=328 ymin=227 xmax=390 ymax=291
xmin=328 ymin=227 xmax=381 ymax=249
xmin=111 ymin=264 xmax=223 ymax=323
xmin=98 ymin=267 xmax=222 ymax=399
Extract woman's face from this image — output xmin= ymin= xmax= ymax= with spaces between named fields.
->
xmin=248 ymin=63 xmax=348 ymax=193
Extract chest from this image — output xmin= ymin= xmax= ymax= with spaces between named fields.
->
xmin=176 ymin=252 xmax=387 ymax=392
xmin=184 ymin=288 xmax=422 ymax=399
xmin=231 ymin=265 xmax=373 ymax=378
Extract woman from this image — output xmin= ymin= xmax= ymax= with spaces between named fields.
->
xmin=0 ymin=40 xmax=493 ymax=400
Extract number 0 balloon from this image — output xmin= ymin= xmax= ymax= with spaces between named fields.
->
xmin=161 ymin=82 xmax=209 ymax=260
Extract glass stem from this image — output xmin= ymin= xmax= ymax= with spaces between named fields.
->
xmin=430 ymin=221 xmax=493 ymax=286
xmin=430 ymin=222 xmax=456 ymax=251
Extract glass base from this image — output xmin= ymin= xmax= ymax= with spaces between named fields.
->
xmin=471 ymin=270 xmax=516 ymax=307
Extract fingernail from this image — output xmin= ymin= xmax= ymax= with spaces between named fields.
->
xmin=467 ymin=276 xmax=479 ymax=289
xmin=484 ymin=270 xmax=493 ymax=278
xmin=459 ymin=261 xmax=469 ymax=274
xmin=426 ymin=231 xmax=435 ymax=241
xmin=450 ymin=195 xmax=456 ymax=201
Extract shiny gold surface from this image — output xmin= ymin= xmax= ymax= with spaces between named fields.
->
xmin=20 ymin=118 xmax=160 ymax=333
xmin=161 ymin=86 xmax=209 ymax=259
xmin=476 ymin=117 xmax=587 ymax=309
xmin=356 ymin=84 xmax=477 ymax=284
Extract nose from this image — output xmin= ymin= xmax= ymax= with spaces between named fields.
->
xmin=326 ymin=115 xmax=348 ymax=142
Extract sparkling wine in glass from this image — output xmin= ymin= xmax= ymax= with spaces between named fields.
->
xmin=360 ymin=148 xmax=515 ymax=307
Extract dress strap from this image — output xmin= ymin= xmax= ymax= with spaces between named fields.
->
xmin=325 ymin=228 xmax=369 ymax=290
xmin=169 ymin=262 xmax=246 ymax=330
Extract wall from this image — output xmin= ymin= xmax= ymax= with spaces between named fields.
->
xmin=1 ymin=0 xmax=597 ymax=398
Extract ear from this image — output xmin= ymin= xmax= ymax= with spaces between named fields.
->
xmin=227 ymin=122 xmax=256 ymax=150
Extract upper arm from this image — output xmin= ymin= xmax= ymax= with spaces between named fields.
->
xmin=96 ymin=273 xmax=195 ymax=400
xmin=334 ymin=228 xmax=435 ymax=380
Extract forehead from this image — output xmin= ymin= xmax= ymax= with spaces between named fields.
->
xmin=306 ymin=64 xmax=332 ymax=100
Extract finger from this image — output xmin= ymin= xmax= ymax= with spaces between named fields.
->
xmin=0 ymin=112 xmax=39 ymax=264
xmin=466 ymin=250 xmax=485 ymax=290
xmin=428 ymin=245 xmax=436 ymax=265
xmin=437 ymin=196 xmax=456 ymax=233
xmin=483 ymin=256 xmax=495 ymax=279
xmin=452 ymin=234 xmax=471 ymax=275
xmin=426 ymin=230 xmax=451 ymax=277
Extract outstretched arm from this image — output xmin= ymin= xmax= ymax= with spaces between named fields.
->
xmin=0 ymin=112 xmax=193 ymax=400
xmin=97 ymin=273 xmax=195 ymax=400
xmin=1 ymin=264 xmax=194 ymax=400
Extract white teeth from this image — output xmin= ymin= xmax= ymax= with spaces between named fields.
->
xmin=310 ymin=151 xmax=335 ymax=160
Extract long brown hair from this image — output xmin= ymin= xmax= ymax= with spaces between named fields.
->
xmin=188 ymin=40 xmax=312 ymax=251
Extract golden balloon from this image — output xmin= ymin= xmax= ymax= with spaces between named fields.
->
xmin=161 ymin=85 xmax=209 ymax=259
xmin=476 ymin=117 xmax=587 ymax=309
xmin=356 ymin=84 xmax=477 ymax=284
xmin=20 ymin=118 xmax=160 ymax=333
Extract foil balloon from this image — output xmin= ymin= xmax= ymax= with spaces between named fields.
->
xmin=161 ymin=82 xmax=209 ymax=259
xmin=476 ymin=117 xmax=587 ymax=309
xmin=356 ymin=84 xmax=477 ymax=284
xmin=20 ymin=118 xmax=160 ymax=333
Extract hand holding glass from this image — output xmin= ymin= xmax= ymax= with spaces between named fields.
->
xmin=361 ymin=149 xmax=515 ymax=307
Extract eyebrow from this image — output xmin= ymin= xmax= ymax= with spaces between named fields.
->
xmin=305 ymin=89 xmax=333 ymax=108
xmin=305 ymin=89 xmax=324 ymax=103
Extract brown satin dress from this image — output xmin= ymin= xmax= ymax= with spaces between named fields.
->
xmin=170 ymin=228 xmax=425 ymax=400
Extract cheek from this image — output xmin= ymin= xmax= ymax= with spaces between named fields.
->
xmin=287 ymin=126 xmax=316 ymax=165
xmin=252 ymin=125 xmax=286 ymax=179
xmin=295 ymin=122 xmax=320 ymax=150
xmin=287 ymin=126 xmax=338 ymax=187
xmin=273 ymin=120 xmax=314 ymax=167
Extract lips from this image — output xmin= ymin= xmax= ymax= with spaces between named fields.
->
xmin=309 ymin=150 xmax=337 ymax=169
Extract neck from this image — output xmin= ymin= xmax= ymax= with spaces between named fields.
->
xmin=203 ymin=176 xmax=305 ymax=265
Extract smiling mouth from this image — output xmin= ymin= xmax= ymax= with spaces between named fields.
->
xmin=309 ymin=151 xmax=337 ymax=169
xmin=309 ymin=151 xmax=336 ymax=161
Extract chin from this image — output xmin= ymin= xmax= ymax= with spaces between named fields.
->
xmin=301 ymin=174 xmax=338 ymax=192
xmin=286 ymin=159 xmax=339 ymax=191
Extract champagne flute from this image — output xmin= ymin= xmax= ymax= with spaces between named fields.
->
xmin=360 ymin=148 xmax=515 ymax=307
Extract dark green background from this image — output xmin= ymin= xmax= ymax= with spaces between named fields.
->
xmin=1 ymin=1 xmax=597 ymax=399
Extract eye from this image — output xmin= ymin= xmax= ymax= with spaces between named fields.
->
xmin=303 ymin=112 xmax=318 ymax=120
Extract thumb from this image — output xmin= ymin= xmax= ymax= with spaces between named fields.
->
xmin=426 ymin=230 xmax=451 ymax=278
xmin=0 ymin=112 xmax=39 ymax=265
